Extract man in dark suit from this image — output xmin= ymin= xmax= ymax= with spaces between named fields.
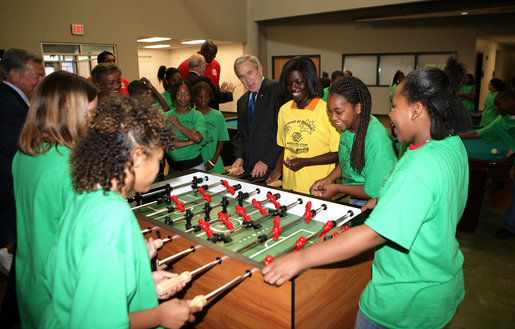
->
xmin=0 ymin=48 xmax=45 ymax=327
xmin=185 ymin=53 xmax=234 ymax=110
xmin=231 ymin=55 xmax=281 ymax=178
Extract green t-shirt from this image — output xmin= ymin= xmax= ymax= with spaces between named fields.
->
xmin=460 ymin=84 xmax=475 ymax=111
xmin=157 ymin=90 xmax=176 ymax=110
xmin=338 ymin=116 xmax=396 ymax=198
xmin=360 ymin=136 xmax=468 ymax=329
xmin=478 ymin=114 xmax=515 ymax=150
xmin=40 ymin=190 xmax=157 ymax=328
xmin=322 ymin=86 xmax=329 ymax=102
xmin=164 ymin=108 xmax=206 ymax=161
xmin=12 ymin=144 xmax=75 ymax=329
xmin=198 ymin=108 xmax=229 ymax=173
xmin=480 ymin=91 xmax=499 ymax=127
xmin=390 ymin=83 xmax=398 ymax=109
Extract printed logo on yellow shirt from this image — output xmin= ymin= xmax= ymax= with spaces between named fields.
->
xmin=283 ymin=119 xmax=319 ymax=155
xmin=292 ymin=132 xmax=303 ymax=142
xmin=299 ymin=119 xmax=316 ymax=134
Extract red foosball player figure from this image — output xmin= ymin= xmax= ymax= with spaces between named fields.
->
xmin=252 ymin=199 xmax=267 ymax=215
xmin=170 ymin=195 xmax=185 ymax=212
xmin=293 ymin=236 xmax=307 ymax=252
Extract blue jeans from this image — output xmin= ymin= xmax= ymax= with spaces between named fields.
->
xmin=349 ymin=198 xmax=367 ymax=207
xmin=355 ymin=309 xmax=388 ymax=329
xmin=504 ymin=179 xmax=515 ymax=233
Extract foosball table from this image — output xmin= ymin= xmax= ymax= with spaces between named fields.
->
xmin=131 ymin=171 xmax=373 ymax=329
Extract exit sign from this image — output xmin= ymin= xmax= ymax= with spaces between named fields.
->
xmin=71 ymin=24 xmax=84 ymax=35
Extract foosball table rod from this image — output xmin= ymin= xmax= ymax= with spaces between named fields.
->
xmin=158 ymin=245 xmax=200 ymax=266
xmin=156 ymin=256 xmax=226 ymax=295
xmin=127 ymin=176 xmax=208 ymax=204
xmin=189 ymin=269 xmax=254 ymax=309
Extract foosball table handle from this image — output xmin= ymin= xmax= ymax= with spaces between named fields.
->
xmin=189 ymin=295 xmax=207 ymax=308
xmin=267 ymin=180 xmax=282 ymax=188
xmin=156 ymin=272 xmax=192 ymax=296
xmin=226 ymin=167 xmax=242 ymax=175
xmin=153 ymin=239 xmax=164 ymax=249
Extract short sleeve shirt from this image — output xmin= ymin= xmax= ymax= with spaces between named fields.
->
xmin=359 ymin=137 xmax=468 ymax=329
xmin=277 ymin=98 xmax=340 ymax=194
xmin=165 ymin=109 xmax=206 ymax=161
xmin=478 ymin=114 xmax=515 ymax=150
xmin=40 ymin=190 xmax=157 ymax=329
xmin=198 ymin=108 xmax=230 ymax=173
xmin=338 ymin=116 xmax=396 ymax=198
xmin=480 ymin=91 xmax=499 ymax=127
xmin=13 ymin=144 xmax=76 ymax=329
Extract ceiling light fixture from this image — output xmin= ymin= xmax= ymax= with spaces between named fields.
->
xmin=144 ymin=45 xmax=170 ymax=49
xmin=182 ymin=40 xmax=206 ymax=45
xmin=138 ymin=37 xmax=171 ymax=43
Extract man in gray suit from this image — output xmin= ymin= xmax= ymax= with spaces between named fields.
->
xmin=231 ymin=55 xmax=281 ymax=178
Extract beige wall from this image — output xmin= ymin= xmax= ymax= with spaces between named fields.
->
xmin=0 ymin=0 xmax=246 ymax=81
xmin=252 ymin=0 xmax=427 ymax=21
xmin=476 ymin=38 xmax=515 ymax=107
xmin=261 ymin=17 xmax=478 ymax=114
xmin=137 ymin=43 xmax=245 ymax=113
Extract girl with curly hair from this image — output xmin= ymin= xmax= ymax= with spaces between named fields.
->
xmin=263 ymin=57 xmax=471 ymax=329
xmin=40 ymin=97 xmax=200 ymax=328
xmin=13 ymin=70 xmax=97 ymax=328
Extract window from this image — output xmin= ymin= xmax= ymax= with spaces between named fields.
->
xmin=378 ymin=54 xmax=415 ymax=86
xmin=342 ymin=52 xmax=456 ymax=86
xmin=343 ymin=55 xmax=377 ymax=85
xmin=41 ymin=43 xmax=116 ymax=78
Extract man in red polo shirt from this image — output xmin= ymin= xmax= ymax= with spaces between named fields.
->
xmin=178 ymin=40 xmax=220 ymax=88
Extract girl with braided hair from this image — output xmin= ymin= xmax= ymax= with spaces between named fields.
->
xmin=309 ymin=76 xmax=396 ymax=205
xmin=263 ymin=57 xmax=470 ymax=329
xmin=40 ymin=97 xmax=200 ymax=328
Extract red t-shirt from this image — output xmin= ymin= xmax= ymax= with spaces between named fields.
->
xmin=178 ymin=57 xmax=220 ymax=87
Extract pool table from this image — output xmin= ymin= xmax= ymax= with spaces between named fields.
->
xmin=460 ymin=133 xmax=512 ymax=232
xmin=225 ymin=116 xmax=238 ymax=130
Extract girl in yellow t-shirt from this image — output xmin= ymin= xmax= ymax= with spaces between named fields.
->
xmin=267 ymin=56 xmax=339 ymax=194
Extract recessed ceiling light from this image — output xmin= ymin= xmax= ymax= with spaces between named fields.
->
xmin=144 ymin=45 xmax=170 ymax=49
xmin=182 ymin=40 xmax=206 ymax=45
xmin=138 ymin=37 xmax=171 ymax=43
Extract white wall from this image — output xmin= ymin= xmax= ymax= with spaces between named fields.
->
xmin=137 ymin=43 xmax=245 ymax=113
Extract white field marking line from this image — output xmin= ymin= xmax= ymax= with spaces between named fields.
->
xmin=248 ymin=228 xmax=315 ymax=259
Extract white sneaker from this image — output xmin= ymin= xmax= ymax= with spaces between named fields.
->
xmin=0 ymin=248 xmax=12 ymax=276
